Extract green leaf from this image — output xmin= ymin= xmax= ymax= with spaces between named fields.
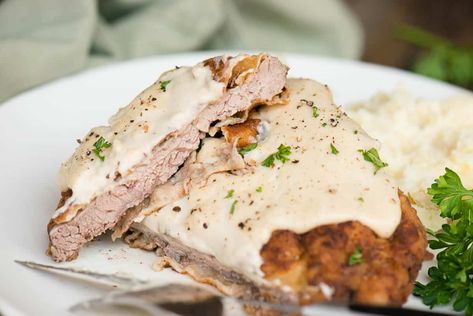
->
xmin=238 ymin=143 xmax=257 ymax=155
xmin=453 ymin=290 xmax=468 ymax=311
xmin=229 ymin=200 xmax=238 ymax=215
xmin=261 ymin=154 xmax=275 ymax=167
xmin=330 ymin=143 xmax=339 ymax=155
xmin=435 ymin=231 xmax=459 ymax=244
xmin=397 ymin=24 xmax=473 ymax=88
xmin=348 ymin=247 xmax=363 ymax=266
xmin=261 ymin=144 xmax=292 ymax=167
xmin=448 ymin=50 xmax=473 ymax=87
xmin=160 ymin=80 xmax=171 ymax=92
xmin=428 ymin=239 xmax=448 ymax=250
xmin=437 ymin=290 xmax=454 ymax=305
xmin=225 ymin=189 xmax=234 ymax=199
xmin=413 ymin=49 xmax=449 ymax=82
xmin=358 ymin=148 xmax=388 ymax=174
xmin=274 ymin=144 xmax=291 ymax=163
xmin=312 ymin=106 xmax=319 ymax=118
xmin=416 ymin=168 xmax=473 ymax=315
xmin=427 ymin=168 xmax=473 ymax=219
xmin=92 ymin=136 xmax=112 ymax=161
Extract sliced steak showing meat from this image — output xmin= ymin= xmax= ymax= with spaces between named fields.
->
xmin=47 ymin=54 xmax=288 ymax=262
xmin=124 ymin=224 xmax=297 ymax=305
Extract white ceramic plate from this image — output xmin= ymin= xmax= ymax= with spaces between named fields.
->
xmin=0 ymin=52 xmax=469 ymax=316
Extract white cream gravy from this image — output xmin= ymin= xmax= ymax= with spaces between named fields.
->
xmin=54 ymin=64 xmax=224 ymax=220
xmin=139 ymin=79 xmax=401 ymax=282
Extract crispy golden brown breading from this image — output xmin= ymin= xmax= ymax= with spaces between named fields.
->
xmin=221 ymin=118 xmax=260 ymax=147
xmin=260 ymin=191 xmax=428 ymax=306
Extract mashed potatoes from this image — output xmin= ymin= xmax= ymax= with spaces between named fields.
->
xmin=348 ymin=90 xmax=473 ymax=230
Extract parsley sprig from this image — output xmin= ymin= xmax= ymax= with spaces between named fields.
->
xmin=427 ymin=168 xmax=473 ymax=219
xmin=92 ymin=136 xmax=112 ymax=161
xmin=413 ymin=168 xmax=473 ymax=315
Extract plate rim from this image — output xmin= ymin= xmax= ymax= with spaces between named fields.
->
xmin=0 ymin=50 xmax=469 ymax=316
xmin=1 ymin=50 xmax=471 ymax=113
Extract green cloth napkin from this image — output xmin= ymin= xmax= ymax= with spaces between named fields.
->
xmin=0 ymin=0 xmax=363 ymax=103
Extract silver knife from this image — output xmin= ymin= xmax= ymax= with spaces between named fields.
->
xmin=16 ymin=259 xmax=455 ymax=316
xmin=15 ymin=260 xmax=148 ymax=288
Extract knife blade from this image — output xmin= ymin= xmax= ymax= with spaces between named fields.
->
xmin=16 ymin=259 xmax=455 ymax=316
xmin=15 ymin=259 xmax=147 ymax=288
xmin=71 ymin=283 xmax=456 ymax=316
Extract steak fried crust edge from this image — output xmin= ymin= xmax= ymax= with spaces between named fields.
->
xmin=260 ymin=191 xmax=429 ymax=306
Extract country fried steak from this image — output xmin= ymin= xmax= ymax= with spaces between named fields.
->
xmin=123 ymin=78 xmax=428 ymax=308
xmin=46 ymin=59 xmax=429 ymax=312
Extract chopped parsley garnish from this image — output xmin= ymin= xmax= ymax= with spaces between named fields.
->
xmin=256 ymin=186 xmax=263 ymax=193
xmin=330 ymin=143 xmax=339 ymax=155
xmin=354 ymin=130 xmax=358 ymax=134
xmin=348 ymin=247 xmax=363 ymax=266
xmin=357 ymin=197 xmax=364 ymax=203
xmin=261 ymin=144 xmax=292 ymax=167
xmin=160 ymin=80 xmax=171 ymax=92
xmin=238 ymin=143 xmax=257 ymax=155
xmin=230 ymin=200 xmax=238 ymax=215
xmin=225 ymin=189 xmax=234 ymax=199
xmin=92 ymin=136 xmax=112 ymax=161
xmin=413 ymin=168 xmax=473 ymax=315
xmin=321 ymin=122 xmax=327 ymax=127
xmin=312 ymin=106 xmax=319 ymax=118
xmin=358 ymin=148 xmax=388 ymax=174
xmin=262 ymin=155 xmax=275 ymax=167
